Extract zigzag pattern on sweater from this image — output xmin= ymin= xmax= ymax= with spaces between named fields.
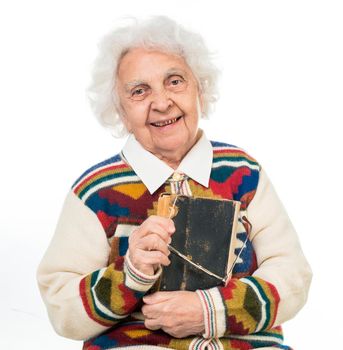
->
xmin=82 ymin=322 xmax=287 ymax=350
xmin=73 ymin=141 xmax=287 ymax=349
xmin=71 ymin=142 xmax=260 ymax=207
xmin=72 ymin=154 xmax=139 ymax=202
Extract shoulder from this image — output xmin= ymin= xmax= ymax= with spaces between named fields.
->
xmin=210 ymin=140 xmax=261 ymax=171
xmin=210 ymin=140 xmax=261 ymax=207
xmin=71 ymin=153 xmax=137 ymax=202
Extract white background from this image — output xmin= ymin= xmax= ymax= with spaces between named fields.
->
xmin=0 ymin=0 xmax=342 ymax=349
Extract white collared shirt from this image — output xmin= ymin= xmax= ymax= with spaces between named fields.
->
xmin=121 ymin=131 xmax=213 ymax=194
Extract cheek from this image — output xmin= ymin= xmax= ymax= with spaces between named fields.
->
xmin=184 ymin=99 xmax=201 ymax=123
xmin=122 ymin=103 xmax=150 ymax=129
xmin=177 ymin=88 xmax=202 ymax=117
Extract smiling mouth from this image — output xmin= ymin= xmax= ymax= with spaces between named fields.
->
xmin=150 ymin=116 xmax=183 ymax=127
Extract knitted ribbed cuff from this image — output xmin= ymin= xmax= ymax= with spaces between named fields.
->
xmin=196 ymin=287 xmax=227 ymax=338
xmin=124 ymin=254 xmax=162 ymax=292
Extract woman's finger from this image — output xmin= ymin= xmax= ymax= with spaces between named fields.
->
xmin=144 ymin=317 xmax=162 ymax=331
xmin=136 ymin=234 xmax=171 ymax=255
xmin=141 ymin=304 xmax=161 ymax=319
xmin=143 ymin=291 xmax=177 ymax=304
xmin=147 ymin=215 xmax=175 ymax=233
xmin=135 ymin=216 xmax=175 ymax=241
xmin=138 ymin=250 xmax=171 ymax=267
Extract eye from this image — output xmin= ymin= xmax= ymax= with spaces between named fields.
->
xmin=167 ymin=75 xmax=186 ymax=90
xmin=132 ymin=87 xmax=145 ymax=96
xmin=130 ymin=85 xmax=150 ymax=100
xmin=171 ymin=79 xmax=182 ymax=85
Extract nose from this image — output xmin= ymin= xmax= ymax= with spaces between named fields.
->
xmin=150 ymin=89 xmax=173 ymax=112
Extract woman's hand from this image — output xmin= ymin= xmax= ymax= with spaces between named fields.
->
xmin=128 ymin=215 xmax=175 ymax=275
xmin=142 ymin=291 xmax=205 ymax=338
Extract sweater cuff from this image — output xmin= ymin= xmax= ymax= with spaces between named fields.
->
xmin=196 ymin=287 xmax=226 ymax=338
xmin=124 ymin=254 xmax=162 ymax=292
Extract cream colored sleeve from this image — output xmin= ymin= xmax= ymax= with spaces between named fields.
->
xmin=37 ymin=190 xmax=110 ymax=340
xmin=247 ymin=167 xmax=313 ymax=325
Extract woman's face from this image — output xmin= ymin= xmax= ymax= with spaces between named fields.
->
xmin=116 ymin=48 xmax=202 ymax=162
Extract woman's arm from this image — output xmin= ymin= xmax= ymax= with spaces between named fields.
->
xmin=37 ymin=190 xmax=160 ymax=340
xmin=196 ymin=168 xmax=313 ymax=338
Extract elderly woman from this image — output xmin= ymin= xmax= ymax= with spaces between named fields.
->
xmin=37 ymin=16 xmax=312 ymax=350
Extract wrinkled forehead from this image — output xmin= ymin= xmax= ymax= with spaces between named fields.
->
xmin=116 ymin=47 xmax=196 ymax=85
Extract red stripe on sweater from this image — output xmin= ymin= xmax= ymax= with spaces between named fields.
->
xmin=213 ymin=148 xmax=246 ymax=155
xmin=267 ymin=281 xmax=281 ymax=327
xmin=74 ymin=163 xmax=129 ymax=194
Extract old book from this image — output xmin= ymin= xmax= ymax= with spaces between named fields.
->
xmin=156 ymin=194 xmax=241 ymax=291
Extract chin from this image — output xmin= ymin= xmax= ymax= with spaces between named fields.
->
xmin=158 ymin=136 xmax=190 ymax=152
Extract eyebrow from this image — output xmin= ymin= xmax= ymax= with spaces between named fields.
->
xmin=124 ymin=80 xmax=147 ymax=92
xmin=164 ymin=68 xmax=188 ymax=78
xmin=123 ymin=68 xmax=188 ymax=92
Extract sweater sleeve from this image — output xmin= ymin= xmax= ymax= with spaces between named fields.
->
xmin=37 ymin=190 xmax=160 ymax=340
xmin=196 ymin=168 xmax=312 ymax=338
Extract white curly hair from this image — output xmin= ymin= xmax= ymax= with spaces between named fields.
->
xmin=87 ymin=16 xmax=220 ymax=137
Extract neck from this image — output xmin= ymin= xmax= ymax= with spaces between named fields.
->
xmin=158 ymin=155 xmax=183 ymax=170
xmin=155 ymin=129 xmax=202 ymax=170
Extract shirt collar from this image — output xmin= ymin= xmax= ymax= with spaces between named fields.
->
xmin=121 ymin=131 xmax=213 ymax=194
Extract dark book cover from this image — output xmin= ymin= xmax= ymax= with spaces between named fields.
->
xmin=156 ymin=194 xmax=240 ymax=291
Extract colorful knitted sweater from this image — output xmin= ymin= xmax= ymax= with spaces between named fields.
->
xmin=37 ymin=140 xmax=312 ymax=350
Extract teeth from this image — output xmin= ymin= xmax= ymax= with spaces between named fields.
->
xmin=152 ymin=117 xmax=180 ymax=127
